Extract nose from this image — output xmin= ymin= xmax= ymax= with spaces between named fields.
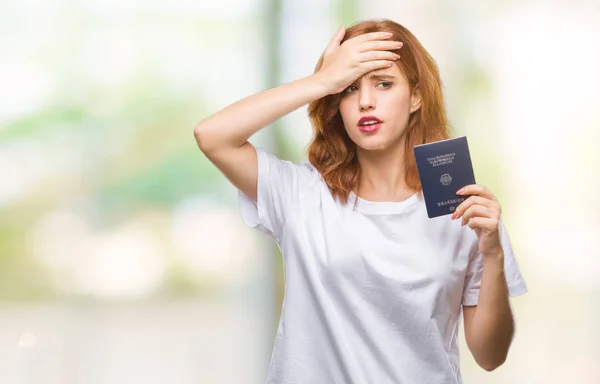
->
xmin=359 ymin=87 xmax=375 ymax=112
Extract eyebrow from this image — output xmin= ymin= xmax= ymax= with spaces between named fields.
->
xmin=364 ymin=73 xmax=397 ymax=81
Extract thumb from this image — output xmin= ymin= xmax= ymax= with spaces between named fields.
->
xmin=324 ymin=25 xmax=345 ymax=55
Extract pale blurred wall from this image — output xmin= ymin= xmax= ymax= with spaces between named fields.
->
xmin=0 ymin=0 xmax=279 ymax=383
xmin=0 ymin=0 xmax=598 ymax=383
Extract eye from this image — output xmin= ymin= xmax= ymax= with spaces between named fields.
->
xmin=377 ymin=81 xmax=393 ymax=89
xmin=342 ymin=85 xmax=358 ymax=95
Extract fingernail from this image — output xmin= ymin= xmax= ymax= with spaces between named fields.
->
xmin=456 ymin=188 xmax=464 ymax=195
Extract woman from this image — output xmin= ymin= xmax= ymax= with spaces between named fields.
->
xmin=194 ymin=19 xmax=527 ymax=384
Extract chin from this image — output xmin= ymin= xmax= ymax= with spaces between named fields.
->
xmin=353 ymin=130 xmax=408 ymax=152
xmin=354 ymin=137 xmax=392 ymax=152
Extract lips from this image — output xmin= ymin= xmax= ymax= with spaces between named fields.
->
xmin=358 ymin=115 xmax=383 ymax=133
xmin=358 ymin=116 xmax=383 ymax=126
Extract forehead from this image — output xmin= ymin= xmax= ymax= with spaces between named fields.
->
xmin=363 ymin=64 xmax=403 ymax=79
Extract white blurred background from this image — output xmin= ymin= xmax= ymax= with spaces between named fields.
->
xmin=0 ymin=0 xmax=598 ymax=383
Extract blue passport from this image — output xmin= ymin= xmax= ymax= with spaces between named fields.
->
xmin=413 ymin=136 xmax=476 ymax=218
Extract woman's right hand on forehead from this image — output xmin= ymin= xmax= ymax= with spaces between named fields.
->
xmin=315 ymin=26 xmax=403 ymax=95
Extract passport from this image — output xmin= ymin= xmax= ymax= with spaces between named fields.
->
xmin=413 ymin=136 xmax=476 ymax=218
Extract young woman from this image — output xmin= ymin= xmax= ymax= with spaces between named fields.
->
xmin=194 ymin=19 xmax=527 ymax=384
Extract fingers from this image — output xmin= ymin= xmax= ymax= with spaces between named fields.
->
xmin=451 ymin=195 xmax=500 ymax=220
xmin=450 ymin=193 xmax=502 ymax=230
xmin=360 ymin=50 xmax=400 ymax=63
xmin=319 ymin=30 xmax=402 ymax=94
xmin=466 ymin=217 xmax=498 ymax=232
xmin=456 ymin=184 xmax=496 ymax=201
xmin=360 ymin=60 xmax=396 ymax=71
xmin=326 ymin=29 xmax=402 ymax=65
xmin=459 ymin=205 xmax=498 ymax=227
xmin=358 ymin=40 xmax=403 ymax=53
xmin=453 ymin=184 xmax=500 ymax=226
xmin=355 ymin=37 xmax=403 ymax=68
xmin=324 ymin=25 xmax=346 ymax=56
xmin=353 ymin=31 xmax=395 ymax=43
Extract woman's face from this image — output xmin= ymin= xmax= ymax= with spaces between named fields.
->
xmin=338 ymin=63 xmax=421 ymax=152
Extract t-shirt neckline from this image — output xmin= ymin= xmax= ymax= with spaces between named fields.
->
xmin=348 ymin=191 xmax=423 ymax=215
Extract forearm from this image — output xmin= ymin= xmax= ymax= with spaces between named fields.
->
xmin=468 ymin=251 xmax=514 ymax=370
xmin=194 ymin=73 xmax=331 ymax=153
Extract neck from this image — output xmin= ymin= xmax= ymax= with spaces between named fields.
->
xmin=356 ymin=138 xmax=417 ymax=202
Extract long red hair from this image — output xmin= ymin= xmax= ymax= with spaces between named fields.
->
xmin=307 ymin=19 xmax=452 ymax=204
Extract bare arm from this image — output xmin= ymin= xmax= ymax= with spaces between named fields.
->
xmin=194 ymin=75 xmax=331 ymax=201
xmin=193 ymin=27 xmax=402 ymax=201
xmin=463 ymin=251 xmax=514 ymax=372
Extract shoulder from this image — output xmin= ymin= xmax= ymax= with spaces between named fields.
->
xmin=256 ymin=147 xmax=326 ymax=197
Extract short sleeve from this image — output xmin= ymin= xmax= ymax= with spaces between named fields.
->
xmin=238 ymin=147 xmax=314 ymax=242
xmin=461 ymin=217 xmax=528 ymax=306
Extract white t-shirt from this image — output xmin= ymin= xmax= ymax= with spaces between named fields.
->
xmin=239 ymin=148 xmax=528 ymax=384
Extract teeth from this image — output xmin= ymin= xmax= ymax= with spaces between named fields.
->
xmin=362 ymin=121 xmax=379 ymax=125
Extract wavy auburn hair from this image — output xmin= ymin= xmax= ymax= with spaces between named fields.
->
xmin=307 ymin=19 xmax=451 ymax=204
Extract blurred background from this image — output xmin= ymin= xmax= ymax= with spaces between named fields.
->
xmin=1 ymin=0 xmax=599 ymax=383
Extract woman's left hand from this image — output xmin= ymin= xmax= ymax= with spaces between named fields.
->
xmin=451 ymin=184 xmax=503 ymax=258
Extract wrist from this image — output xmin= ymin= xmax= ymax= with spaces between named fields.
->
xmin=308 ymin=72 xmax=336 ymax=96
xmin=482 ymin=249 xmax=504 ymax=266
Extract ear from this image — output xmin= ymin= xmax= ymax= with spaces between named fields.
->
xmin=410 ymin=85 xmax=422 ymax=113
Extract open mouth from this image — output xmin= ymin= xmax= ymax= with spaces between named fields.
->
xmin=358 ymin=116 xmax=383 ymax=133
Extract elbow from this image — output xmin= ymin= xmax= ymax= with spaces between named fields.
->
xmin=478 ymin=355 xmax=507 ymax=372
xmin=481 ymin=361 xmax=503 ymax=372
xmin=193 ymin=124 xmax=215 ymax=154
xmin=470 ymin=340 xmax=509 ymax=372
xmin=469 ymin=321 xmax=514 ymax=372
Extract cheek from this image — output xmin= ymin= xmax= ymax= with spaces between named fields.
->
xmin=382 ymin=90 xmax=411 ymax=108
xmin=338 ymin=102 xmax=354 ymax=129
xmin=384 ymin=97 xmax=412 ymax=121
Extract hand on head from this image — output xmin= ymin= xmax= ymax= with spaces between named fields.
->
xmin=317 ymin=26 xmax=403 ymax=95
